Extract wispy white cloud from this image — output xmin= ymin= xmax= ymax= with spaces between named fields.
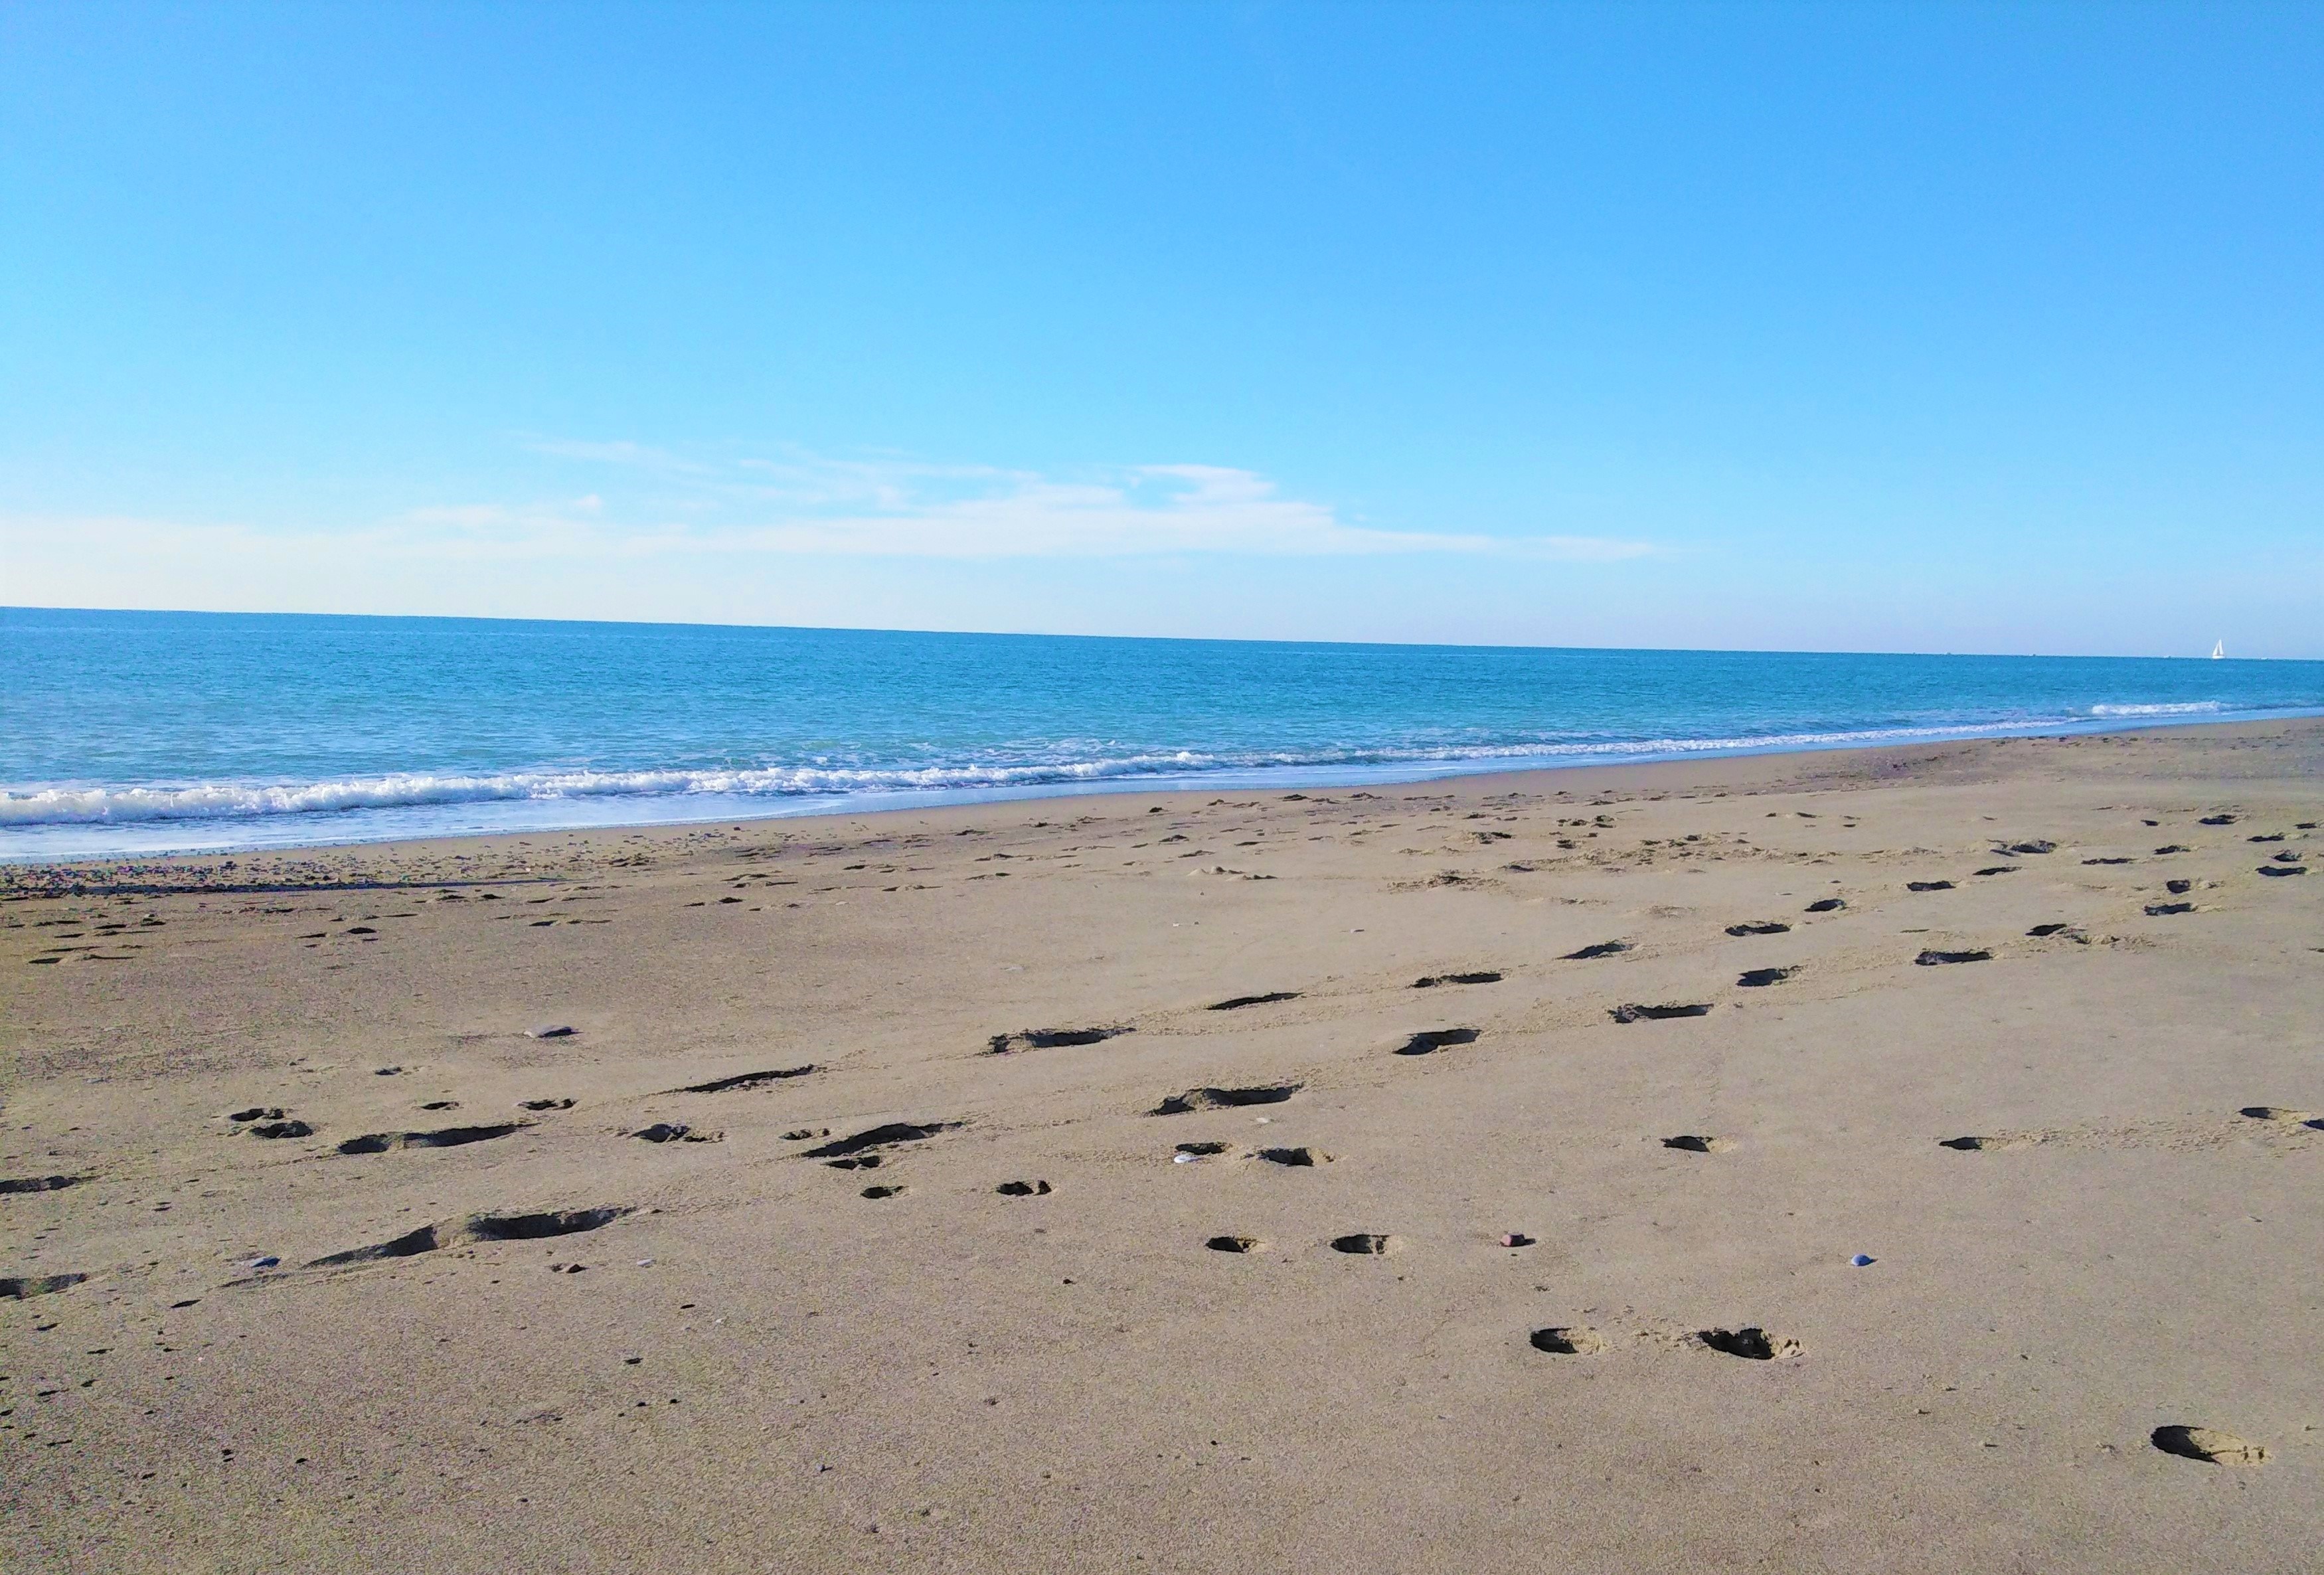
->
xmin=470 ymin=444 xmax=1661 ymax=561
xmin=0 ymin=448 xmax=1657 ymax=626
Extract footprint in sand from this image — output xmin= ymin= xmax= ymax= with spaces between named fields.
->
xmin=1662 ymin=1135 xmax=1732 ymax=1153
xmin=995 ymin=1179 xmax=1052 ymax=1196
xmin=2145 ymin=902 xmax=2196 ymax=916
xmin=1256 ymin=1146 xmax=1330 ymax=1166
xmin=1205 ymin=1234 xmax=1261 ymax=1254
xmin=2239 ymin=1107 xmax=2324 ymax=1129
xmin=1725 ymin=921 xmax=1791 ymax=937
xmin=1529 ymin=1327 xmax=1605 ymax=1355
xmin=338 ymin=1121 xmax=530 ymax=1154
xmin=1805 ymin=898 xmax=1847 ymax=912
xmin=1736 ymin=967 xmax=1795 ymax=987
xmin=671 ymin=1065 xmax=815 ymax=1094
xmin=1914 ymin=949 xmax=1991 ymax=965
xmin=1330 ymin=1233 xmax=1396 ymax=1255
xmin=1938 ymin=1133 xmax=2044 ymax=1152
xmin=1175 ymin=1141 xmax=1230 ymax=1156
xmin=1208 ymin=992 xmax=1301 ymax=1010
xmin=1395 ymin=1027 xmax=1479 ymax=1056
xmin=1562 ymin=942 xmax=1630 ymax=960
xmin=1413 ymin=971 xmax=1502 ymax=987
xmin=518 ymin=1098 xmax=576 ymax=1112
xmin=630 ymin=1123 xmax=720 ymax=1144
xmin=227 ymin=1106 xmax=285 ymax=1123
xmin=987 ymin=1027 xmax=1128 ymax=1054
xmin=859 ymin=1185 xmax=906 ymax=1200
xmin=1610 ymin=1003 xmax=1712 ymax=1023
xmin=804 ymin=1121 xmax=962 ymax=1157
xmin=2151 ymin=1425 xmax=2266 ymax=1465
xmin=311 ymin=1206 xmax=629 ymax=1267
xmin=1 ymin=1272 xmax=89 ymax=1299
xmin=1151 ymin=1084 xmax=1299 ymax=1116
xmin=247 ymin=1119 xmax=315 ymax=1139
xmin=1695 ymin=1327 xmax=1801 ymax=1360
xmin=1906 ymin=881 xmax=1955 ymax=892
xmin=0 ymin=1175 xmax=86 ymax=1195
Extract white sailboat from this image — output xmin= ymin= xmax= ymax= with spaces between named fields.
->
xmin=2210 ymin=639 xmax=2224 ymax=660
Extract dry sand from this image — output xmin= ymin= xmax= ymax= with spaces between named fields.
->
xmin=4 ymin=719 xmax=2321 ymax=1572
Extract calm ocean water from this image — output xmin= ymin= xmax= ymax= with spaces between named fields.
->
xmin=6 ymin=607 xmax=2321 ymax=860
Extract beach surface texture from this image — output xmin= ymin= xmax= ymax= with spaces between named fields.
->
xmin=4 ymin=718 xmax=2321 ymax=1572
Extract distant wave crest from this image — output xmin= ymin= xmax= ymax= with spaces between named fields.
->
xmin=2088 ymin=701 xmax=2221 ymax=717
xmin=0 ymin=709 xmax=2238 ymax=829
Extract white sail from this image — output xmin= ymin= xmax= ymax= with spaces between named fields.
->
xmin=2210 ymin=640 xmax=2224 ymax=659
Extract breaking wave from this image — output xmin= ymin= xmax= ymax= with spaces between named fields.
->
xmin=0 ymin=708 xmax=2246 ymax=829
xmin=2088 ymin=701 xmax=2222 ymax=717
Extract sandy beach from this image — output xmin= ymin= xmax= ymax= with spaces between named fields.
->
xmin=4 ymin=717 xmax=2321 ymax=1572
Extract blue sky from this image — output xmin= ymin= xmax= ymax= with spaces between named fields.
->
xmin=3 ymin=1 xmax=2319 ymax=656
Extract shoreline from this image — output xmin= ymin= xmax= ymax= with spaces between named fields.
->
xmin=6 ymin=713 xmax=2321 ymax=1571
xmin=7 ymin=706 xmax=2322 ymax=870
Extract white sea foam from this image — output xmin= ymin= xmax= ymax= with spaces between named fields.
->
xmin=0 ymin=712 xmax=2194 ymax=829
xmin=2088 ymin=701 xmax=2221 ymax=717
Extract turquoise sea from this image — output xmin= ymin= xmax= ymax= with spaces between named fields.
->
xmin=5 ymin=607 xmax=2320 ymax=860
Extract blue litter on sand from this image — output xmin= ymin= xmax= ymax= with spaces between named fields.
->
xmin=1850 ymin=1254 xmax=1875 ymax=1267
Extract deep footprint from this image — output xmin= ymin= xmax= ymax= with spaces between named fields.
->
xmin=461 ymin=1207 xmax=629 ymax=1242
xmin=1662 ymin=1135 xmax=1731 ymax=1153
xmin=248 ymin=1119 xmax=314 ymax=1139
xmin=987 ymin=1027 xmax=1129 ymax=1054
xmin=1805 ymin=898 xmax=1846 ymax=912
xmin=1736 ymin=967 xmax=1794 ymax=987
xmin=1906 ymin=881 xmax=1955 ymax=892
xmin=673 ymin=1065 xmax=816 ymax=1094
xmin=995 ymin=1179 xmax=1052 ymax=1196
xmin=1529 ymin=1326 xmax=1604 ymax=1355
xmin=1256 ymin=1147 xmax=1329 ymax=1166
xmin=1151 ymin=1084 xmax=1300 ymax=1116
xmin=0 ymin=1272 xmax=88 ymax=1299
xmin=1413 ymin=971 xmax=1503 ymax=987
xmin=2152 ymin=1425 xmax=2266 ymax=1465
xmin=0 ymin=1175 xmax=86 ymax=1195
xmin=1724 ymin=922 xmax=1789 ymax=937
xmin=1697 ymin=1326 xmax=1800 ymax=1360
xmin=311 ymin=1225 xmax=442 ymax=1266
xmin=337 ymin=1122 xmax=529 ymax=1155
xmin=1330 ymin=1233 xmax=1393 ymax=1255
xmin=1561 ymin=942 xmax=1630 ymax=960
xmin=804 ymin=1121 xmax=962 ymax=1157
xmin=2239 ymin=1106 xmax=2323 ymax=1127
xmin=1395 ymin=1027 xmax=1479 ymax=1056
xmin=630 ymin=1123 xmax=720 ymax=1144
xmin=1206 ymin=1235 xmax=1260 ymax=1254
xmin=1610 ymin=1003 xmax=1712 ymax=1023
xmin=1914 ymin=950 xmax=1991 ymax=965
xmin=1208 ymin=992 xmax=1301 ymax=1011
